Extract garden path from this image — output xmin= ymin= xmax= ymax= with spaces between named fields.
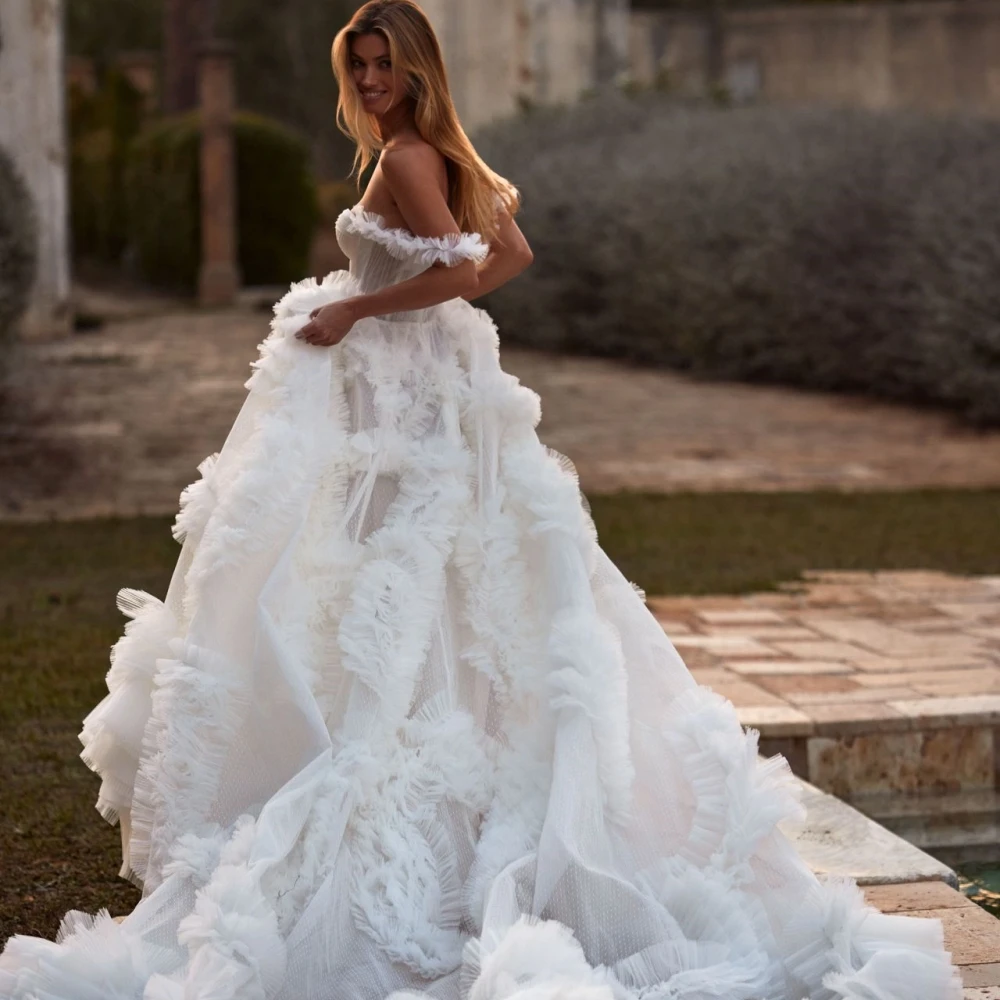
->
xmin=5 ymin=302 xmax=1000 ymax=521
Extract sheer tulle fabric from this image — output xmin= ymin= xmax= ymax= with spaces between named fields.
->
xmin=0 ymin=206 xmax=961 ymax=1000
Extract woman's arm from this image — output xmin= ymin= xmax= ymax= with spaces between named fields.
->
xmin=298 ymin=144 xmax=479 ymax=346
xmin=464 ymin=207 xmax=533 ymax=301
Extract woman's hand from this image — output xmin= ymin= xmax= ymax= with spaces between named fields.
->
xmin=295 ymin=300 xmax=361 ymax=346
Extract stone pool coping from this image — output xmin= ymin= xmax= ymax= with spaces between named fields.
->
xmin=788 ymin=775 xmax=1000 ymax=993
xmin=651 ymin=572 xmax=1000 ymax=806
xmin=655 ymin=571 xmax=1000 ymax=992
xmin=785 ymin=777 xmax=956 ymax=885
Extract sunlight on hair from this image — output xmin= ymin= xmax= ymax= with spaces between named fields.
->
xmin=331 ymin=0 xmax=519 ymax=242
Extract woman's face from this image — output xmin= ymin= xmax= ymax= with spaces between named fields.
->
xmin=350 ymin=32 xmax=407 ymax=117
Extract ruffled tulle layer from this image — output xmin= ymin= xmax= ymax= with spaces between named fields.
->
xmin=1 ymin=268 xmax=962 ymax=1000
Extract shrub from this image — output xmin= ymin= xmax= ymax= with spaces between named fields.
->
xmin=126 ymin=111 xmax=320 ymax=290
xmin=317 ymin=180 xmax=358 ymax=227
xmin=476 ymin=92 xmax=1000 ymax=425
xmin=68 ymin=0 xmax=160 ymax=63
xmin=0 ymin=147 xmax=38 ymax=344
xmin=69 ymin=70 xmax=146 ymax=264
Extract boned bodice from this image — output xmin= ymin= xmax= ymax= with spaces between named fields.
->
xmin=334 ymin=205 xmax=489 ymax=322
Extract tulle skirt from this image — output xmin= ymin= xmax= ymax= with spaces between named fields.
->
xmin=0 ymin=272 xmax=961 ymax=1000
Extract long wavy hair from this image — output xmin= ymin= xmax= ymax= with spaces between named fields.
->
xmin=331 ymin=0 xmax=519 ymax=241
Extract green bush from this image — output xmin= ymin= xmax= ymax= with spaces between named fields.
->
xmin=69 ymin=70 xmax=145 ymax=264
xmin=126 ymin=111 xmax=320 ymax=290
xmin=68 ymin=0 xmax=160 ymax=63
xmin=0 ymin=147 xmax=37 ymax=344
xmin=477 ymin=92 xmax=1000 ymax=425
xmin=317 ymin=180 xmax=359 ymax=227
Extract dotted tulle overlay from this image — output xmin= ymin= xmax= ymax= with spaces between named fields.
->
xmin=1 ymin=211 xmax=961 ymax=1000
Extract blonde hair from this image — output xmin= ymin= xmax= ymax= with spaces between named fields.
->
xmin=331 ymin=0 xmax=518 ymax=242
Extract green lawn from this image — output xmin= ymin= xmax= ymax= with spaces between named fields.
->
xmin=2 ymin=490 xmax=1000 ymax=940
xmin=588 ymin=489 xmax=1000 ymax=595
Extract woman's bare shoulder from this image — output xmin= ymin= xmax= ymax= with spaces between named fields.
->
xmin=381 ymin=137 xmax=447 ymax=186
xmin=382 ymin=132 xmax=441 ymax=159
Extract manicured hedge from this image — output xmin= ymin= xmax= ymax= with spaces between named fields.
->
xmin=477 ymin=92 xmax=1000 ymax=425
xmin=0 ymin=147 xmax=37 ymax=343
xmin=69 ymin=70 xmax=145 ymax=265
xmin=126 ymin=111 xmax=319 ymax=290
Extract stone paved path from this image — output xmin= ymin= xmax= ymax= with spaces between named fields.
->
xmin=862 ymin=881 xmax=1000 ymax=994
xmin=4 ymin=303 xmax=1000 ymax=521
xmin=649 ymin=570 xmax=1000 ymax=861
xmin=647 ymin=570 xmax=1000 ymax=744
xmin=649 ymin=568 xmax=1000 ymax=982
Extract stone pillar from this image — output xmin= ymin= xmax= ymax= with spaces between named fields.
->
xmin=0 ymin=0 xmax=71 ymax=339
xmin=197 ymin=41 xmax=239 ymax=308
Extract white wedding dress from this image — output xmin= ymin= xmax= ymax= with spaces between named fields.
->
xmin=1 ymin=205 xmax=962 ymax=1000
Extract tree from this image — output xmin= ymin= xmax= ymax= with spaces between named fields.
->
xmin=66 ymin=0 xmax=161 ymax=65
xmin=215 ymin=0 xmax=359 ymax=175
xmin=69 ymin=0 xmax=360 ymax=177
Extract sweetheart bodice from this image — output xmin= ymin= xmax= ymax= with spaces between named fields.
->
xmin=334 ymin=205 xmax=489 ymax=321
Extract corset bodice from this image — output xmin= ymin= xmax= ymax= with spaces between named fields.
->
xmin=334 ymin=205 xmax=490 ymax=321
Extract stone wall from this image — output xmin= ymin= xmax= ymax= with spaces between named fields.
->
xmin=0 ymin=0 xmax=70 ymax=338
xmin=630 ymin=0 xmax=1000 ymax=114
xmin=423 ymin=0 xmax=630 ymax=131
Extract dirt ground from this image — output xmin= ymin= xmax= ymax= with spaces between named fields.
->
xmin=5 ymin=295 xmax=1000 ymax=522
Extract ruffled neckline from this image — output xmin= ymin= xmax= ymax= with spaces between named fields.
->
xmin=336 ymin=204 xmax=490 ymax=268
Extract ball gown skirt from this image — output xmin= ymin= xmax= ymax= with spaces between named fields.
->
xmin=0 ymin=205 xmax=963 ymax=1000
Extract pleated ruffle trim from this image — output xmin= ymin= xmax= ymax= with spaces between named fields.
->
xmin=336 ymin=204 xmax=490 ymax=268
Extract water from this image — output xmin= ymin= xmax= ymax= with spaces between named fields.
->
xmin=958 ymin=863 xmax=1000 ymax=918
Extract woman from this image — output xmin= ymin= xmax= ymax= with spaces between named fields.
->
xmin=0 ymin=3 xmax=961 ymax=998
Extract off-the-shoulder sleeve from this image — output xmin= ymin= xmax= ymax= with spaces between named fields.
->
xmin=337 ymin=206 xmax=489 ymax=267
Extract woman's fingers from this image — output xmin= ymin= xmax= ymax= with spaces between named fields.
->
xmin=295 ymin=319 xmax=338 ymax=346
xmin=295 ymin=305 xmax=349 ymax=346
xmin=297 ymin=321 xmax=325 ymax=344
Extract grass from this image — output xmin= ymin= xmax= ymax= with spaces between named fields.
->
xmin=0 ymin=519 xmax=175 ymax=941
xmin=2 ymin=489 xmax=1000 ymax=941
xmin=587 ymin=489 xmax=1000 ymax=595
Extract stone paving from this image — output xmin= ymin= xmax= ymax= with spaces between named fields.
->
xmin=649 ymin=569 xmax=1000 ymax=873
xmin=5 ymin=300 xmax=1000 ymax=521
xmin=862 ymin=880 xmax=1000 ymax=994
xmin=647 ymin=569 xmax=1000 ymax=985
xmin=651 ymin=570 xmax=1000 ymax=728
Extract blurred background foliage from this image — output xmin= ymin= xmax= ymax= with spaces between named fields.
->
xmin=67 ymin=0 xmax=359 ymax=177
xmin=66 ymin=0 xmax=162 ymax=67
xmin=66 ymin=0 xmax=356 ymax=287
xmin=0 ymin=150 xmax=37 ymax=347
xmin=478 ymin=90 xmax=1000 ymax=426
xmin=69 ymin=71 xmax=146 ymax=266
xmin=126 ymin=112 xmax=319 ymax=291
xmin=63 ymin=0 xmax=1000 ymax=426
